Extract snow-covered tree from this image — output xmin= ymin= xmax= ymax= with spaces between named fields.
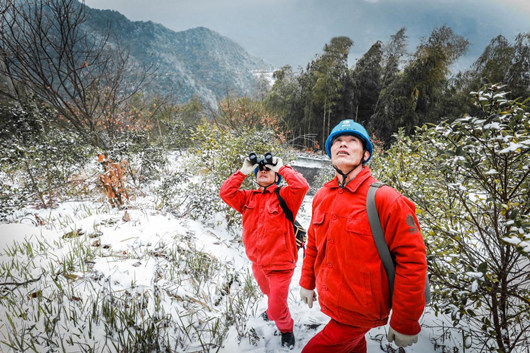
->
xmin=372 ymin=85 xmax=529 ymax=352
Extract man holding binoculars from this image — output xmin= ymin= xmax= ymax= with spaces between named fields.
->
xmin=219 ymin=152 xmax=309 ymax=349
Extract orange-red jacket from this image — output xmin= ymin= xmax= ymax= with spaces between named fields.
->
xmin=219 ymin=166 xmax=309 ymax=270
xmin=299 ymin=167 xmax=427 ymax=335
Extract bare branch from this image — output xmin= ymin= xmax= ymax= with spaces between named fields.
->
xmin=0 ymin=0 xmax=150 ymax=148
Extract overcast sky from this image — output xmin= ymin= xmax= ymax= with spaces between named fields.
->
xmin=83 ymin=0 xmax=530 ymax=70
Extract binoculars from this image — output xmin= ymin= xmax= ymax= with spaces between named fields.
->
xmin=249 ymin=152 xmax=275 ymax=170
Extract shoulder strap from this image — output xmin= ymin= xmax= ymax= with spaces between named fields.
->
xmin=367 ymin=182 xmax=396 ymax=306
xmin=274 ymin=186 xmax=294 ymax=224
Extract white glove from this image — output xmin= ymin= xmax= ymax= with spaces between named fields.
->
xmin=300 ymin=287 xmax=316 ymax=308
xmin=240 ymin=157 xmax=256 ymax=175
xmin=266 ymin=156 xmax=284 ymax=173
xmin=387 ymin=326 xmax=418 ymax=347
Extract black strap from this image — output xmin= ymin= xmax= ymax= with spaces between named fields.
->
xmin=274 ymin=186 xmax=294 ymax=224
xmin=366 ymin=182 xmax=396 ymax=305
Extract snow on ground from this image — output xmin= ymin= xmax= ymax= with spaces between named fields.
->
xmin=0 ymin=194 xmax=460 ymax=353
xmin=0 ymin=153 xmax=463 ymax=352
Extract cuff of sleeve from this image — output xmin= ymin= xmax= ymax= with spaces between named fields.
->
xmin=389 ymin=316 xmax=421 ymax=336
xmin=277 ymin=165 xmax=290 ymax=174
xmin=299 ymin=278 xmax=315 ymax=291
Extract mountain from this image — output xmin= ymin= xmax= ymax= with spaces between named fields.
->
xmin=84 ymin=6 xmax=273 ymax=106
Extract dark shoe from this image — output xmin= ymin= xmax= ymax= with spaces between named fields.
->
xmin=261 ymin=310 xmax=270 ymax=321
xmin=281 ymin=331 xmax=295 ymax=349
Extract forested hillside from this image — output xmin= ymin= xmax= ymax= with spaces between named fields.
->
xmin=83 ymin=7 xmax=272 ymax=105
xmin=0 ymin=0 xmax=528 ymax=352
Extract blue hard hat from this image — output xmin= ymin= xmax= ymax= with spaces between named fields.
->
xmin=254 ymin=167 xmax=282 ymax=185
xmin=325 ymin=119 xmax=373 ymax=163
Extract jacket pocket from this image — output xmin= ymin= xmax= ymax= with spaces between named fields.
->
xmin=242 ymin=201 xmax=256 ymax=225
xmin=361 ymin=271 xmax=375 ymax=306
xmin=243 ymin=200 xmax=256 ymax=212
xmin=267 ymin=203 xmax=280 ymax=215
xmin=311 ymin=211 xmax=325 ymax=226
xmin=346 ymin=216 xmax=372 ymax=236
xmin=311 ymin=211 xmax=326 ymax=246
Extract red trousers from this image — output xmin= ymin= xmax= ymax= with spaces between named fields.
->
xmin=252 ymin=264 xmax=295 ymax=333
xmin=301 ymin=319 xmax=370 ymax=353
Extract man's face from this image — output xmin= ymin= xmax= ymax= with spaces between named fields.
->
xmin=256 ymin=167 xmax=276 ymax=186
xmin=330 ymin=134 xmax=368 ymax=170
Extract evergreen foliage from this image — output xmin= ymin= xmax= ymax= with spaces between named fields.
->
xmin=264 ymin=65 xmax=306 ymax=144
xmin=264 ymin=28 xmax=528 ymax=152
xmin=187 ymin=121 xmax=292 ymax=223
xmin=371 ymin=85 xmax=530 ymax=352
xmin=351 ymin=41 xmax=383 ymax=125
xmin=465 ymin=33 xmax=530 ymax=101
xmin=368 ymin=28 xmax=409 ymax=146
xmin=265 ymin=26 xmax=476 ymax=148
xmin=0 ymin=96 xmax=93 ymax=216
xmin=369 ymin=26 xmax=469 ymax=146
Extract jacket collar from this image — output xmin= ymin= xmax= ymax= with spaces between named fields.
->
xmin=324 ymin=166 xmax=372 ymax=193
xmin=251 ymin=183 xmax=280 ymax=194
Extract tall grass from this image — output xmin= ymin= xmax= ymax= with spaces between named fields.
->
xmin=0 ymin=204 xmax=261 ymax=352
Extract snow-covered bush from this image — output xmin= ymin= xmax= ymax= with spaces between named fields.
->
xmin=311 ymin=163 xmax=334 ymax=192
xmin=371 ymin=85 xmax=530 ymax=352
xmin=154 ymin=168 xmax=192 ymax=214
xmin=0 ymin=100 xmax=93 ymax=214
xmin=0 ymin=178 xmax=33 ymax=222
xmin=183 ymin=121 xmax=294 ymax=226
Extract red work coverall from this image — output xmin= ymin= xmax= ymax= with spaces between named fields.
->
xmin=300 ymin=167 xmax=427 ymax=351
xmin=220 ymin=166 xmax=309 ymax=333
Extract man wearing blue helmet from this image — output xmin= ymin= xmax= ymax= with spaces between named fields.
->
xmin=299 ymin=120 xmax=427 ymax=352
xmin=324 ymin=119 xmax=373 ymax=188
xmin=220 ymin=153 xmax=309 ymax=349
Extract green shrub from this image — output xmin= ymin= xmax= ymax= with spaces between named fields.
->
xmin=372 ymin=85 xmax=530 ymax=352
xmin=0 ymin=100 xmax=93 ymax=211
xmin=180 ymin=121 xmax=294 ymax=226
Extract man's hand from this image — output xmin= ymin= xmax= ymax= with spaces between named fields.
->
xmin=266 ymin=156 xmax=284 ymax=173
xmin=300 ymin=287 xmax=317 ymax=308
xmin=387 ymin=326 xmax=418 ymax=347
xmin=240 ymin=157 xmax=257 ymax=175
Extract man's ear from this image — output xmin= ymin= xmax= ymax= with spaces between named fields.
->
xmin=363 ymin=150 xmax=370 ymax=163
